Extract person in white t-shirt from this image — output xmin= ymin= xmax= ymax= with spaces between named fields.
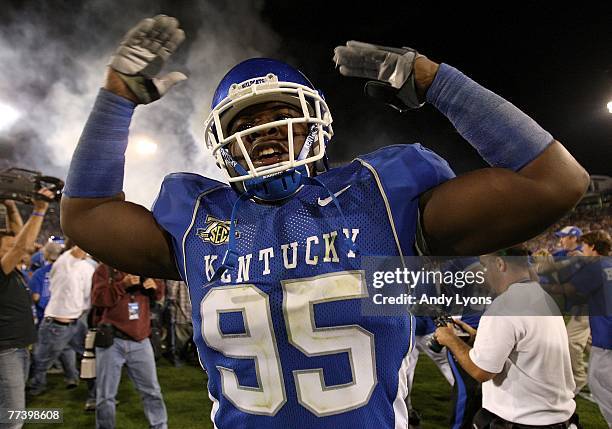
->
xmin=28 ymin=245 xmax=96 ymax=396
xmin=435 ymin=246 xmax=577 ymax=428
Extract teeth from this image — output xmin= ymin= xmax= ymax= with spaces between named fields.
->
xmin=260 ymin=148 xmax=275 ymax=156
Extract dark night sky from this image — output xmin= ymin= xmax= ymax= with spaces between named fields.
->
xmin=259 ymin=2 xmax=612 ymax=174
xmin=1 ymin=1 xmax=610 ymax=205
xmin=166 ymin=0 xmax=612 ymax=174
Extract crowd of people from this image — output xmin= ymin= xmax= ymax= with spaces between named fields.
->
xmin=1 ymin=12 xmax=610 ymax=429
xmin=418 ymin=227 xmax=612 ymax=429
xmin=0 ymin=200 xmax=196 ymax=429
xmin=526 ymin=207 xmax=611 ymax=254
xmin=1 ymin=150 xmax=609 ymax=429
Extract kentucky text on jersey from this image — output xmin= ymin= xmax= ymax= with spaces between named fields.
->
xmin=203 ymin=228 xmax=360 ymax=283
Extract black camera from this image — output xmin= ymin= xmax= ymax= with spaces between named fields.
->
xmin=427 ymin=310 xmax=462 ymax=353
xmin=0 ymin=167 xmax=64 ymax=203
xmin=412 ymin=302 xmax=470 ymax=353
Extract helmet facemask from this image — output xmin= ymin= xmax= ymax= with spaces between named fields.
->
xmin=204 ymin=73 xmax=333 ymax=201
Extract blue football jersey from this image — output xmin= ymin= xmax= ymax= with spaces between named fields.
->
xmin=152 ymin=144 xmax=455 ymax=428
xmin=568 ymin=256 xmax=612 ymax=349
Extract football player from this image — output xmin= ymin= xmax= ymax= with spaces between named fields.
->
xmin=61 ymin=15 xmax=589 ymax=428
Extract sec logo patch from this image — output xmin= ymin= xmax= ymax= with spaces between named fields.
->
xmin=197 ymin=216 xmax=239 ymax=245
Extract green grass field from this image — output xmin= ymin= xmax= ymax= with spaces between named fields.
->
xmin=27 ymin=357 xmax=608 ymax=428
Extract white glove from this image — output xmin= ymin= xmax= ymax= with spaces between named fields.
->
xmin=109 ymin=15 xmax=187 ymax=104
xmin=333 ymin=41 xmax=425 ymax=111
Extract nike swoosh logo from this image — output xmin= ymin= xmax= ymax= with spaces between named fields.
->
xmin=317 ymin=185 xmax=351 ymax=207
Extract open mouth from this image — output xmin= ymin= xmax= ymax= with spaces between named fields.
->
xmin=250 ymin=141 xmax=289 ymax=167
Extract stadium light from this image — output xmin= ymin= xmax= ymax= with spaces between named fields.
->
xmin=607 ymin=101 xmax=612 ymax=114
xmin=132 ymin=135 xmax=158 ymax=156
xmin=0 ymin=102 xmax=21 ymax=132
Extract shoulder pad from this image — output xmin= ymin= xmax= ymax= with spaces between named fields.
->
xmin=151 ymin=173 xmax=228 ymax=278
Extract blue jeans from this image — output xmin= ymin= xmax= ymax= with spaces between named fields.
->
xmin=29 ymin=318 xmax=83 ymax=391
xmin=0 ymin=348 xmax=30 ymax=429
xmin=96 ymin=338 xmax=167 ymax=429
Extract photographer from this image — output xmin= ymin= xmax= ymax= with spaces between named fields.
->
xmin=435 ymin=246 xmax=576 ymax=428
xmin=0 ymin=191 xmax=53 ymax=428
xmin=91 ymin=264 xmax=167 ymax=429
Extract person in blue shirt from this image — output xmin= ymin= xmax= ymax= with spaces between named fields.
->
xmin=549 ymin=225 xmax=591 ymax=394
xmin=30 ymin=236 xmax=65 ymax=274
xmin=29 ymin=249 xmax=46 ymax=273
xmin=60 ymin=15 xmax=589 ymax=429
xmin=552 ymin=226 xmax=583 ymax=258
xmin=29 ymin=241 xmax=64 ymax=324
xmin=555 ymin=230 xmax=612 ymax=426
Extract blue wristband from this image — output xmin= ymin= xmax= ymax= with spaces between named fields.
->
xmin=64 ymin=89 xmax=136 ymax=197
xmin=426 ymin=64 xmax=553 ymax=171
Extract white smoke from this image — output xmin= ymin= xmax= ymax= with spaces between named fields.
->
xmin=0 ymin=0 xmax=282 ymax=206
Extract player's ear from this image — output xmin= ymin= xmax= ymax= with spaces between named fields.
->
xmin=495 ymin=257 xmax=505 ymax=273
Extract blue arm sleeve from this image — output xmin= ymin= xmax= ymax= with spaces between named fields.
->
xmin=427 ymin=64 xmax=553 ymax=171
xmin=64 ymin=89 xmax=136 ymax=197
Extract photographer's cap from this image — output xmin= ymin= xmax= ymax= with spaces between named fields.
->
xmin=48 ymin=235 xmax=65 ymax=246
xmin=555 ymin=226 xmax=582 ymax=238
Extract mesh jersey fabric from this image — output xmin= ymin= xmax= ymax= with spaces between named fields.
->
xmin=152 ymin=143 xmax=455 ymax=428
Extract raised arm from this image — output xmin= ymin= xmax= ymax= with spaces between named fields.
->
xmin=1 ymin=191 xmax=52 ymax=275
xmin=60 ymin=15 xmax=187 ymax=279
xmin=419 ymin=141 xmax=587 ymax=254
xmin=416 ymin=57 xmax=588 ymax=254
xmin=61 ymin=192 xmax=179 ymax=279
xmin=4 ymin=200 xmax=24 ymax=235
xmin=334 ymin=42 xmax=589 ymax=255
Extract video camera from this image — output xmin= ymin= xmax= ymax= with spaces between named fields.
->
xmin=0 ymin=167 xmax=64 ymax=203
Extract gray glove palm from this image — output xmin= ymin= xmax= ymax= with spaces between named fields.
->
xmin=109 ymin=15 xmax=187 ymax=104
xmin=333 ymin=41 xmax=425 ymax=111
